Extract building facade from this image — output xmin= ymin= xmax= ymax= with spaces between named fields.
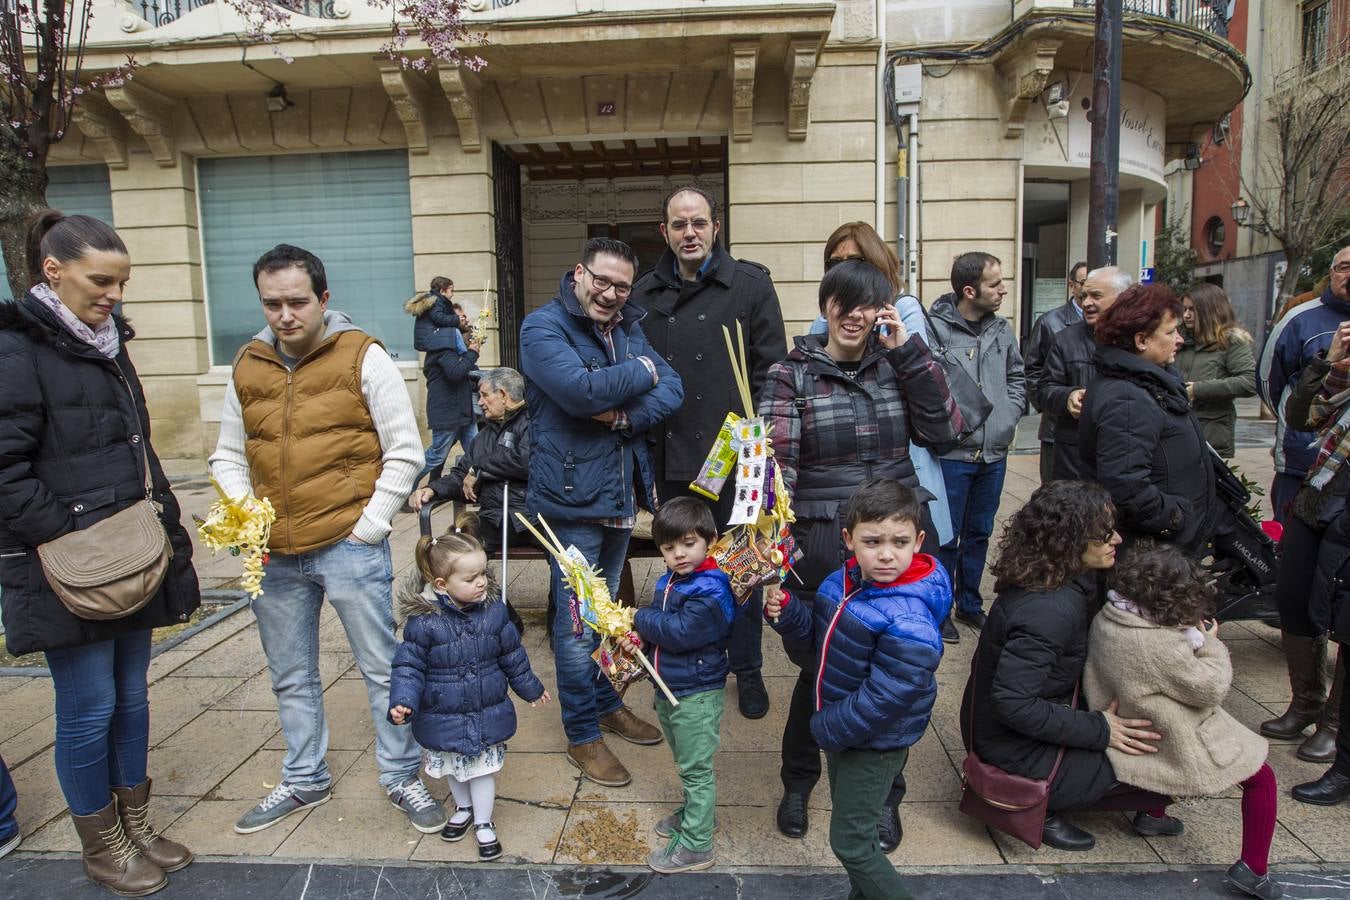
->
xmin=29 ymin=0 xmax=1247 ymax=462
xmin=1172 ymin=0 xmax=1348 ymax=347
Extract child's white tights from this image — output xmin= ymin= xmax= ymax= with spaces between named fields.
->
xmin=447 ymin=774 xmax=496 ymax=842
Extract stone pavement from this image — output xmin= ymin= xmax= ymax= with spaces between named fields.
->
xmin=5 ymin=437 xmax=1350 ymax=894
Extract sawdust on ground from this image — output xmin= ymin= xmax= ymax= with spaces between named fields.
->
xmin=555 ymin=808 xmax=649 ymax=864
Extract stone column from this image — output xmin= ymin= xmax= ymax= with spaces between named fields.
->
xmin=409 ymin=134 xmax=498 ymax=367
xmin=728 ymin=47 xmax=879 ymax=338
xmin=109 ymin=151 xmax=208 ymax=465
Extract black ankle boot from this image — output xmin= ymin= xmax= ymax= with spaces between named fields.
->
xmin=877 ymin=804 xmax=902 ymax=852
xmin=1041 ymin=815 xmax=1096 ymax=851
xmin=776 ymin=792 xmax=808 ymax=838
xmin=1292 ymin=769 xmax=1350 ymax=806
xmin=1131 ymin=810 xmax=1184 ymax=836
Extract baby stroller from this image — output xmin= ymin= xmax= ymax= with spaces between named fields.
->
xmin=1207 ymin=449 xmax=1281 ymax=627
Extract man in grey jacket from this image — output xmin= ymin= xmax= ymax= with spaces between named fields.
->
xmin=928 ymin=252 xmax=1026 ymax=642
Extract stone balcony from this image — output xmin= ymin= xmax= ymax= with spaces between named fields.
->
xmin=990 ymin=0 xmax=1249 ymax=151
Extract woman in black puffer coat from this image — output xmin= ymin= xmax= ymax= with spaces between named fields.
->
xmin=961 ymin=481 xmax=1173 ymax=851
xmin=0 ymin=211 xmax=200 ymax=895
xmin=1078 ymin=284 xmax=1216 ymax=557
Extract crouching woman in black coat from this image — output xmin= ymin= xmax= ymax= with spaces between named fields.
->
xmin=0 ymin=211 xmax=200 ymax=895
xmin=960 ymin=481 xmax=1175 ymax=850
xmin=1079 ymin=284 xmax=1216 ymax=556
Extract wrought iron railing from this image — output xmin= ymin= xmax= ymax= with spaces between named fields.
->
xmin=140 ymin=0 xmax=342 ymax=27
xmin=1072 ymin=0 xmax=1232 ymax=38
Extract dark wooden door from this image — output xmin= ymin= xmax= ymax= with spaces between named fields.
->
xmin=492 ymin=143 xmax=525 ymax=370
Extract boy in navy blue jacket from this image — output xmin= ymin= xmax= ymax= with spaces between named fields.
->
xmin=765 ymin=478 xmax=951 ymax=900
xmin=621 ymin=497 xmax=735 ymax=874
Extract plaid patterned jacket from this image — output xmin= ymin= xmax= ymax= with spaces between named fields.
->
xmin=758 ymin=334 xmax=962 ymax=589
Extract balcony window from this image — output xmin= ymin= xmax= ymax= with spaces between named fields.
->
xmin=1302 ymin=0 xmax=1331 ymax=70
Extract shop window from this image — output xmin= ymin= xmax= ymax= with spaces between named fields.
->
xmin=199 ymin=150 xmax=415 ymax=366
xmin=1203 ymin=216 xmax=1227 ymax=258
xmin=2 ymin=165 xmax=113 ymax=300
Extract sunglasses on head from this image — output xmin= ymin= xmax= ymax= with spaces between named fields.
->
xmin=825 ymin=254 xmax=866 ymax=272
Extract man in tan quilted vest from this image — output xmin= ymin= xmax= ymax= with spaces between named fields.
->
xmin=209 ymin=244 xmax=446 ymax=836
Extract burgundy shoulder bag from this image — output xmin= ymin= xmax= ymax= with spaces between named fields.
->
xmin=958 ymin=649 xmax=1077 ymax=849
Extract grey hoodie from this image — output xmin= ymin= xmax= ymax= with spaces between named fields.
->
xmin=926 ymin=293 xmax=1026 ymax=463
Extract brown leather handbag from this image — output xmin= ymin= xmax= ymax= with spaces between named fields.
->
xmin=37 ymin=434 xmax=171 ymax=621
xmin=958 ymin=651 xmax=1076 ymax=849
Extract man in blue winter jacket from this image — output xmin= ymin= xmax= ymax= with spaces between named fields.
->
xmin=1261 ymin=244 xmax=1350 ymax=524
xmin=519 ymin=237 xmax=684 ymax=790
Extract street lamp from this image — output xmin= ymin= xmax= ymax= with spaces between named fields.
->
xmin=1231 ymin=198 xmax=1249 ymax=225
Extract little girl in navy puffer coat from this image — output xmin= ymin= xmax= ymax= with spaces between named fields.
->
xmin=388 ymin=517 xmax=549 ymax=861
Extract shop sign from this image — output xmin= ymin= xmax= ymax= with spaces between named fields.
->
xmin=1067 ymin=75 xmax=1166 ymax=182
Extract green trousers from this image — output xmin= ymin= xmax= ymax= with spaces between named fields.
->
xmin=654 ymin=687 xmax=724 ymax=852
xmin=826 ymin=747 xmax=913 ymax=900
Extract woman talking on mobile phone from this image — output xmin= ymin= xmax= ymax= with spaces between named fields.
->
xmin=760 ymin=258 xmax=963 ymax=850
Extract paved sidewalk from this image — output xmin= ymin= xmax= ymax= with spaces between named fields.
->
xmin=4 ymin=442 xmax=1350 ymax=886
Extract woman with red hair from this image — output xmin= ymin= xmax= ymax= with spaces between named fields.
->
xmin=1078 ymin=284 xmax=1217 ymax=555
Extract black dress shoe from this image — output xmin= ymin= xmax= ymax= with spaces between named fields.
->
xmin=776 ymin=792 xmax=809 ymax=838
xmin=1131 ymin=811 xmax=1184 ymax=836
xmin=1040 ymin=815 xmax=1096 ymax=851
xmin=475 ymin=823 xmax=503 ymax=861
xmin=940 ymin=616 xmax=960 ymax=644
xmin=877 ymin=804 xmax=902 ymax=852
xmin=440 ymin=809 xmax=473 ymax=842
xmin=954 ymin=608 xmax=987 ymax=630
xmin=1292 ymin=768 xmax=1350 ymax=805
xmin=737 ymin=672 xmax=770 ymax=719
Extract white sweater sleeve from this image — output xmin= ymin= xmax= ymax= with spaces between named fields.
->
xmin=207 ymin=377 xmax=254 ymax=499
xmin=352 ymin=344 xmax=422 ymax=543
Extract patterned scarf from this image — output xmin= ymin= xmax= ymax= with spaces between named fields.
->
xmin=30 ymin=282 xmax=121 ymax=359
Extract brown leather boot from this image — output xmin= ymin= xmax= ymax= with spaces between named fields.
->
xmin=566 ymin=739 xmax=632 ymax=787
xmin=70 ymin=798 xmax=167 ymax=897
xmin=113 ymin=779 xmax=194 ymax=872
xmin=1260 ymin=634 xmax=1328 ymax=740
xmin=599 ymin=707 xmax=664 ymax=745
xmin=1300 ymin=646 xmax=1344 ymax=762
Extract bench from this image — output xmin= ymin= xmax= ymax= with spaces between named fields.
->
xmin=417 ymin=497 xmax=662 ymax=606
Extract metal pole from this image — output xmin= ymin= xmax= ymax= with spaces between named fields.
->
xmin=500 ymin=488 xmax=509 ymax=602
xmin=896 ymin=137 xmax=909 ymax=283
xmin=1087 ymin=0 xmax=1121 ymax=268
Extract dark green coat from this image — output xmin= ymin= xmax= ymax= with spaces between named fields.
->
xmin=1176 ymin=329 xmax=1257 ymax=458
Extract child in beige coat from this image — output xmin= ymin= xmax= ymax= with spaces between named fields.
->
xmin=1084 ymin=543 xmax=1281 ymax=900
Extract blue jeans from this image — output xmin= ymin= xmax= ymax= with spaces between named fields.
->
xmin=0 ymin=754 xmax=18 ymax=841
xmin=420 ymin=423 xmax=478 ymax=482
xmin=43 ymin=631 xmax=152 ymax=816
xmin=251 ymin=537 xmax=419 ymax=791
xmin=547 ymin=521 xmax=629 ymax=745
xmin=938 ymin=457 xmax=1007 ymax=616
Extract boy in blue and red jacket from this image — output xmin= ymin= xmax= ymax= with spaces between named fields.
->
xmin=765 ymin=477 xmax=951 ymax=900
xmin=621 ymin=497 xmax=735 ymax=875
